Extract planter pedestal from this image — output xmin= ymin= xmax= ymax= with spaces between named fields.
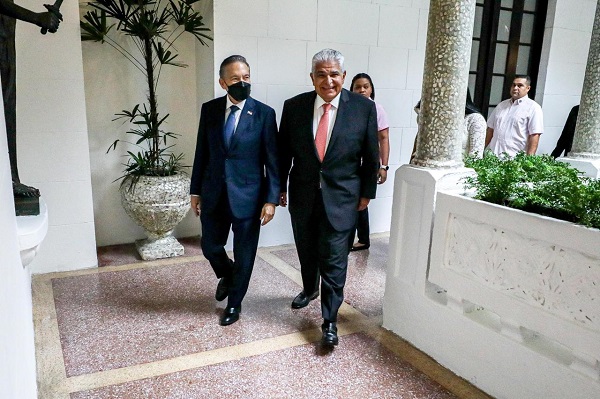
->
xmin=558 ymin=156 xmax=600 ymax=178
xmin=135 ymin=233 xmax=183 ymax=261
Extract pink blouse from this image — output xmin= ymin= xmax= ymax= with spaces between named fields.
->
xmin=375 ymin=101 xmax=389 ymax=132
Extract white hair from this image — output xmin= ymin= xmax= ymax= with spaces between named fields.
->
xmin=311 ymin=49 xmax=345 ymax=73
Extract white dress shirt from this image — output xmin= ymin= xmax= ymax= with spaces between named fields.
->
xmin=487 ymin=95 xmax=543 ymax=156
xmin=225 ymin=97 xmax=246 ymax=131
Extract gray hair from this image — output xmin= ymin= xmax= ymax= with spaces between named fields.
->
xmin=311 ymin=49 xmax=345 ymax=73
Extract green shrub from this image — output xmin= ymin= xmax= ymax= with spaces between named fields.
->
xmin=463 ymin=151 xmax=600 ymax=229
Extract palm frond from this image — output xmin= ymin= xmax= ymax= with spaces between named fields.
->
xmin=168 ymin=0 xmax=212 ymax=44
xmin=81 ymin=10 xmax=114 ymax=42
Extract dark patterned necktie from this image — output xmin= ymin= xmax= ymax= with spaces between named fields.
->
xmin=223 ymin=105 xmax=239 ymax=148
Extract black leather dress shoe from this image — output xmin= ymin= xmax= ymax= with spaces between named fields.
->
xmin=219 ymin=306 xmax=241 ymax=326
xmin=215 ymin=277 xmax=230 ymax=301
xmin=291 ymin=290 xmax=319 ymax=309
xmin=350 ymin=242 xmax=370 ymax=252
xmin=321 ymin=322 xmax=338 ymax=346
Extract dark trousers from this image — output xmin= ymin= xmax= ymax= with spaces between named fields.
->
xmin=292 ymin=190 xmax=351 ymax=322
xmin=348 ymin=207 xmax=370 ymax=248
xmin=200 ymin=188 xmax=260 ymax=308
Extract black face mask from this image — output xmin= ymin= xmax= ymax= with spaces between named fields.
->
xmin=227 ymin=81 xmax=251 ymax=102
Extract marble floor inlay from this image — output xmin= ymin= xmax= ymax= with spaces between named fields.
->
xmin=34 ymin=233 xmax=492 ymax=398
xmin=71 ymin=333 xmax=456 ymax=399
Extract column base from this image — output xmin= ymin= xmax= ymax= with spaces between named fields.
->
xmin=136 ymin=235 xmax=184 ymax=261
xmin=558 ymin=157 xmax=600 ymax=178
xmin=384 ymin=164 xmax=474 ymax=293
xmin=16 ymin=197 xmax=48 ymax=267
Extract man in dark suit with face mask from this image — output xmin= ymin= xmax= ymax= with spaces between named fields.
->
xmin=190 ymin=55 xmax=280 ymax=326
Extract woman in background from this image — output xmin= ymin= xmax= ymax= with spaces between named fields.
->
xmin=349 ymin=73 xmax=390 ymax=251
xmin=463 ymin=91 xmax=486 ymax=158
xmin=411 ymin=90 xmax=486 ymax=161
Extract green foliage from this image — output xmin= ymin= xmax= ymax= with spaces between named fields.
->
xmin=464 ymin=151 xmax=600 ymax=229
xmin=81 ymin=0 xmax=212 ymax=182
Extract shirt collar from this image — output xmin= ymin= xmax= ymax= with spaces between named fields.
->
xmin=315 ymin=91 xmax=342 ymax=109
xmin=511 ymin=95 xmax=529 ymax=105
xmin=226 ymin=96 xmax=246 ymax=111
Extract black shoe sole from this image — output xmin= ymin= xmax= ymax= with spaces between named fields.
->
xmin=291 ymin=292 xmax=319 ymax=309
xmin=350 ymin=244 xmax=370 ymax=252
xmin=215 ymin=278 xmax=229 ymax=301
xmin=219 ymin=315 xmax=239 ymax=326
xmin=219 ymin=307 xmax=241 ymax=326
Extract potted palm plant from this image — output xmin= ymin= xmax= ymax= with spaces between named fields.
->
xmin=80 ymin=0 xmax=212 ymax=260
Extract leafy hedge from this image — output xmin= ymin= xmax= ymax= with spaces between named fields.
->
xmin=463 ymin=151 xmax=600 ymax=229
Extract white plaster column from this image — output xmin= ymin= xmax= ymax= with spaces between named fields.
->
xmin=384 ymin=0 xmax=478 ymax=385
xmin=384 ymin=0 xmax=477 ymax=334
xmin=412 ymin=0 xmax=477 ymax=168
xmin=562 ymin=0 xmax=600 ymax=177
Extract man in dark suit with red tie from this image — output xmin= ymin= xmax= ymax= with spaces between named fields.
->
xmin=190 ymin=55 xmax=279 ymax=326
xmin=278 ymin=49 xmax=379 ymax=346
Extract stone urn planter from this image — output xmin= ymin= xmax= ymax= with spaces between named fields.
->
xmin=120 ymin=173 xmax=190 ymax=260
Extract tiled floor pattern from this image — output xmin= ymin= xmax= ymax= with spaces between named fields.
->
xmin=33 ymin=233 xmax=492 ymax=398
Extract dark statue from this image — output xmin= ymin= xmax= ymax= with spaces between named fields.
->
xmin=0 ymin=0 xmax=61 ymax=214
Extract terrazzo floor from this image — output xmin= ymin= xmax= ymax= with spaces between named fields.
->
xmin=33 ymin=233 xmax=492 ymax=399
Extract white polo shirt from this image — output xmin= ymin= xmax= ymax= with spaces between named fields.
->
xmin=487 ymin=95 xmax=544 ymax=156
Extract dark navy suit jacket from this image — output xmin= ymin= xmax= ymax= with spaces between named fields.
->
xmin=278 ymin=89 xmax=379 ymax=232
xmin=190 ymin=96 xmax=279 ymax=219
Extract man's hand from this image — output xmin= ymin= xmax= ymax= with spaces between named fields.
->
xmin=260 ymin=203 xmax=276 ymax=225
xmin=0 ymin=0 xmax=62 ymax=33
xmin=377 ymin=169 xmax=387 ymax=184
xmin=357 ymin=197 xmax=370 ymax=211
xmin=190 ymin=195 xmax=201 ymax=216
xmin=279 ymin=192 xmax=287 ymax=207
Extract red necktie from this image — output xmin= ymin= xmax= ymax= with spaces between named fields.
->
xmin=315 ymin=103 xmax=331 ymax=161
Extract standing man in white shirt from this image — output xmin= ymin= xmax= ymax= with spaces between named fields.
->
xmin=485 ymin=76 xmax=544 ymax=156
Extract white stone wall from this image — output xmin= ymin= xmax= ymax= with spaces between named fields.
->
xmin=0 ymin=64 xmax=37 ymax=399
xmin=85 ymin=0 xmax=597 ymax=247
xmin=83 ymin=1 xmax=212 ymax=246
xmin=15 ymin=0 xmax=96 ymax=272
xmin=536 ymin=0 xmax=596 ymax=155
xmin=384 ymin=166 xmax=600 ymax=398
xmin=85 ymin=0 xmax=430 ymax=247
xmin=211 ymin=0 xmax=430 ymax=247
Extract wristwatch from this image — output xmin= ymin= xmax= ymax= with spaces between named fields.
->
xmin=380 ymin=165 xmax=389 ymax=171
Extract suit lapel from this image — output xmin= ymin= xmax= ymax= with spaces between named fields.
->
xmin=229 ymin=97 xmax=256 ymax=151
xmin=212 ymin=96 xmax=228 ymax=154
xmin=229 ymin=97 xmax=255 ymax=150
xmin=322 ymin=89 xmax=349 ymax=161
xmin=300 ymin=92 xmax=322 ymax=161
xmin=292 ymin=92 xmax=319 ymax=160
